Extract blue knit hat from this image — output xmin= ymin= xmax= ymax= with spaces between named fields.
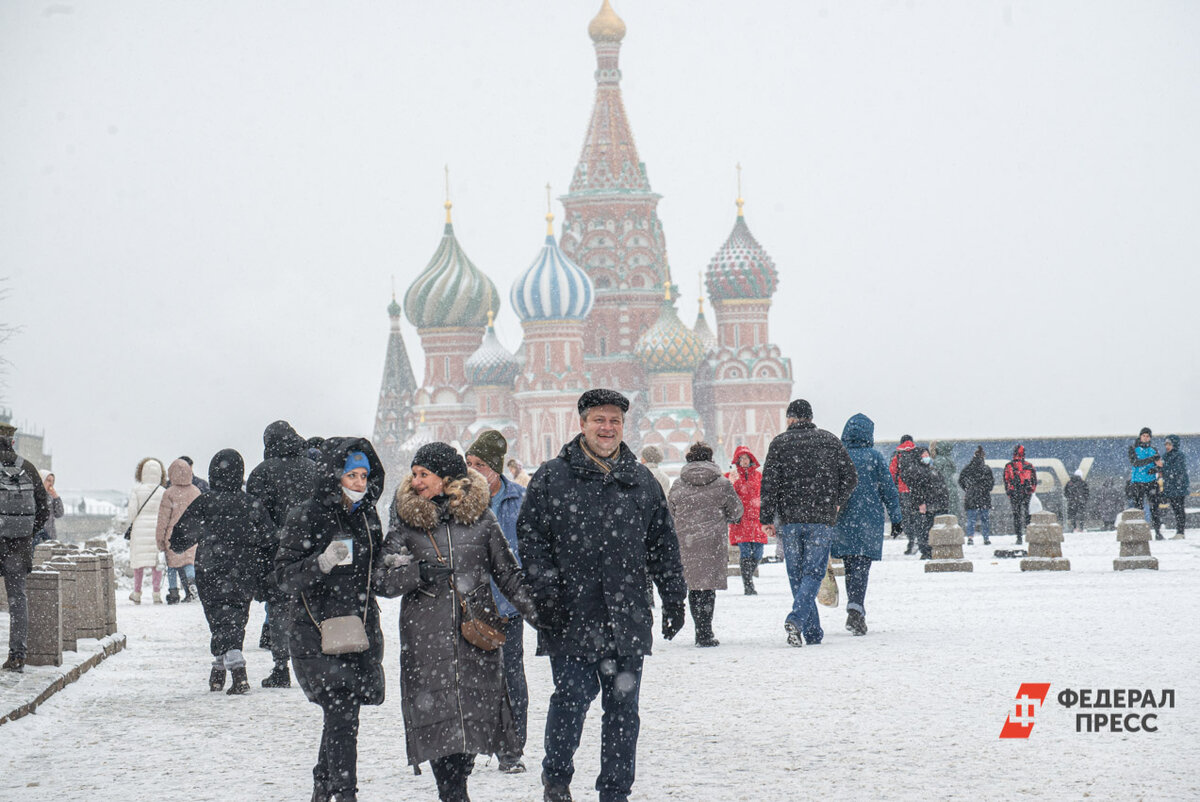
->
xmin=343 ymin=451 xmax=370 ymax=475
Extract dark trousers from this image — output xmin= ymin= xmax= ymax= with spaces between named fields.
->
xmin=499 ymin=615 xmax=527 ymax=762
xmin=430 ymin=752 xmax=475 ymax=801
xmin=1010 ymin=495 xmax=1031 ymax=537
xmin=687 ymin=589 xmax=716 ymax=642
xmin=201 ymin=595 xmax=252 ymax=657
xmin=1131 ymin=482 xmax=1162 ymax=533
xmin=841 ymin=555 xmax=872 ymax=615
xmin=544 ymin=652 xmax=644 ymax=802
xmin=1 ymin=546 xmax=29 ymax=659
xmin=899 ymin=493 xmax=915 ymax=547
xmin=1166 ymin=496 xmax=1186 ymax=534
xmin=910 ymin=511 xmax=932 ymax=557
xmin=1067 ymin=506 xmax=1085 ymax=532
xmin=265 ymin=600 xmax=290 ymax=667
xmin=315 ymin=690 xmax=361 ymax=798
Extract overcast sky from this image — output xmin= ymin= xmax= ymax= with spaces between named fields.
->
xmin=2 ymin=0 xmax=1198 ymax=491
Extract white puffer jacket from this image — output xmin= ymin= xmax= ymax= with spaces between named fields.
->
xmin=127 ymin=459 xmax=165 ymax=570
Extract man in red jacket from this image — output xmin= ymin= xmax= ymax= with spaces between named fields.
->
xmin=889 ymin=435 xmax=917 ymax=553
xmin=1003 ymin=445 xmax=1038 ymax=544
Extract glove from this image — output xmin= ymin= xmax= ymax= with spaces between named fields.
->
xmin=317 ymin=540 xmax=350 ymax=574
xmin=661 ymin=601 xmax=685 ymax=641
xmin=534 ymin=598 xmax=565 ymax=632
xmin=383 ymin=548 xmax=414 ymax=568
xmin=891 ymin=521 xmax=903 ymax=538
xmin=419 ymin=561 xmax=454 ymax=586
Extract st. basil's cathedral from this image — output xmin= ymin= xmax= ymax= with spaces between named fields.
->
xmin=373 ymin=0 xmax=793 ymax=478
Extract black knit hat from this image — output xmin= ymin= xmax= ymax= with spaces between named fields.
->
xmin=787 ymin=399 xmax=813 ymax=420
xmin=412 ymin=442 xmax=467 ymax=481
xmin=1139 ymin=427 xmax=1152 ymax=437
xmin=577 ymin=388 xmax=629 ymax=416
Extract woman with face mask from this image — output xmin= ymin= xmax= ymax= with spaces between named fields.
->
xmin=274 ymin=439 xmax=387 ymax=802
xmin=375 ymin=441 xmax=538 ymax=802
xmin=905 ymin=447 xmax=951 ymax=560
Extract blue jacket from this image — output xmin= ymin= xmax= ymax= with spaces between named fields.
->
xmin=833 ymin=414 xmax=903 ymax=561
xmin=1161 ymin=436 xmax=1190 ymax=498
xmin=1129 ymin=442 xmax=1159 ymax=484
xmin=488 ymin=473 xmax=526 ymax=617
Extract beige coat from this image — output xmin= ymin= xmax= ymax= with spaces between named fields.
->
xmin=668 ymin=460 xmax=743 ymax=591
xmin=156 ymin=459 xmax=201 ymax=568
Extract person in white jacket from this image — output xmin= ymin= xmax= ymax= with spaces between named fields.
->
xmin=127 ymin=458 xmax=166 ymax=604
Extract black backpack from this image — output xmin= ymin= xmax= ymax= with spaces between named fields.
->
xmin=0 ymin=458 xmax=37 ymax=539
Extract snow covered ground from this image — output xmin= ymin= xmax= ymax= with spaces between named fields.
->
xmin=2 ymin=530 xmax=1197 ymax=800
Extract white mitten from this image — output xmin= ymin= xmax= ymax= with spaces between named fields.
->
xmin=317 ymin=540 xmax=350 ymax=574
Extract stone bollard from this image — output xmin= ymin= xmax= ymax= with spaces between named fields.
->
xmin=33 ymin=542 xmax=58 ymax=566
xmin=830 ymin=557 xmax=845 ymax=577
xmin=26 ymin=569 xmax=63 ymax=667
xmin=925 ymin=514 xmax=974 ymax=573
xmin=94 ymin=549 xmax=119 ymax=635
xmin=46 ymin=556 xmax=79 ymax=651
xmin=75 ymin=553 xmax=108 ymax=640
xmin=84 ymin=537 xmax=108 ymax=550
xmin=1115 ymin=509 xmax=1158 ymax=571
xmin=1021 ymin=511 xmax=1071 ymax=572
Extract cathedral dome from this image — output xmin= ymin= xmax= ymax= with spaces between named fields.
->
xmin=692 ymin=297 xmax=718 ymax=354
xmin=404 ymin=214 xmax=500 ymax=329
xmin=511 ymin=219 xmax=595 ymax=322
xmin=465 ymin=317 xmax=520 ymax=386
xmin=636 ymin=288 xmax=706 ymax=373
xmin=588 ymin=0 xmax=626 ymax=42
xmin=704 ymin=207 xmax=779 ymax=302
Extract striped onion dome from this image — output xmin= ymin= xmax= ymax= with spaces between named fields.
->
xmin=404 ymin=220 xmax=500 ymax=329
xmin=704 ymin=209 xmax=778 ymax=302
xmin=465 ymin=319 xmax=519 ymax=386
xmin=511 ymin=223 xmax=595 ymax=322
xmin=636 ymin=289 xmax=706 ymax=373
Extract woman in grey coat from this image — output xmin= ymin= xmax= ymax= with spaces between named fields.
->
xmin=667 ymin=442 xmax=743 ymax=647
xmin=374 ymin=442 xmax=537 ymax=802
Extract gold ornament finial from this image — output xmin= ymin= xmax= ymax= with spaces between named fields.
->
xmin=545 ymin=182 xmax=554 ymax=235
xmin=736 ymin=162 xmax=744 ymax=218
xmin=588 ymin=0 xmax=626 ymax=43
xmin=444 ymin=165 xmax=453 ymax=223
xmin=391 ymin=274 xmax=396 ymax=301
xmin=664 ymin=282 xmax=672 ymax=302
xmin=487 ymin=308 xmax=495 ymax=328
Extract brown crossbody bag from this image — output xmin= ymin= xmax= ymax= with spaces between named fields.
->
xmin=427 ymin=527 xmax=506 ymax=651
xmin=302 ymin=512 xmax=373 ymax=655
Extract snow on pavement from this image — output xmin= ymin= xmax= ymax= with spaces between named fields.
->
xmin=1 ymin=530 xmax=1197 ymax=800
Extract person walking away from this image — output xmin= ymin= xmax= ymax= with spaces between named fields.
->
xmin=275 ymin=439 xmax=386 ymax=802
xmin=668 ymin=442 xmax=742 ymax=647
xmin=890 ymin=435 xmax=918 ymax=554
xmin=1128 ymin=428 xmax=1162 ymax=538
xmin=465 ymin=429 xmax=531 ymax=775
xmin=127 ymin=458 xmax=167 ymax=604
xmin=760 ymin=399 xmax=858 ymax=647
xmin=156 ymin=459 xmax=201 ymax=604
xmin=34 ymin=470 xmax=64 ymax=545
xmin=247 ymin=419 xmax=319 ymax=688
xmin=832 ymin=414 xmax=902 ymax=635
xmin=728 ymin=446 xmax=766 ymax=594
xmin=506 ymin=458 xmax=531 ymax=488
xmin=178 ymin=456 xmax=211 ymax=493
xmin=1 ymin=422 xmax=51 ymax=673
xmin=376 ymin=442 xmax=538 ymax=802
xmin=1003 ymin=445 xmax=1038 ymax=544
xmin=517 ymin=389 xmax=687 ymax=802
xmin=1063 ymin=470 xmax=1090 ymax=533
xmin=1158 ymin=435 xmax=1189 ymax=538
xmin=958 ymin=447 xmax=995 ymax=545
xmin=929 ymin=441 xmax=962 ymax=521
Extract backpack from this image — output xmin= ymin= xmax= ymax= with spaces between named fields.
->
xmin=0 ymin=459 xmax=37 ymax=539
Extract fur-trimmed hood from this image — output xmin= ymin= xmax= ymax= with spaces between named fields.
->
xmin=394 ymin=468 xmax=491 ymax=532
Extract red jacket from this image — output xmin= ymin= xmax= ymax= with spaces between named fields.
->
xmin=889 ymin=440 xmax=916 ymax=494
xmin=1003 ymin=445 xmax=1038 ymax=498
xmin=728 ymin=446 xmax=766 ymax=544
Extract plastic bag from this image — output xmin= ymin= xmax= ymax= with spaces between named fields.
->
xmin=817 ymin=559 xmax=839 ymax=607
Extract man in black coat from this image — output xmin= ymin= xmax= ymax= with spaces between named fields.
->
xmin=518 ymin=389 xmax=687 ymax=802
xmin=246 ymin=420 xmax=319 ymax=687
xmin=1 ymin=422 xmax=51 ymax=673
xmin=760 ymin=399 xmax=857 ymax=648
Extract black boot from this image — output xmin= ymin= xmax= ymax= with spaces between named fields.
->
xmin=845 ymin=608 xmax=868 ymax=636
xmin=904 ymin=539 xmax=916 ymax=555
xmin=2 ymin=653 xmax=25 ymax=673
xmin=740 ymin=558 xmax=757 ymax=595
xmin=181 ymin=581 xmax=194 ymax=603
xmin=259 ymin=619 xmax=272 ymax=650
xmin=227 ymin=666 xmax=250 ymax=695
xmin=1015 ymin=534 xmax=1023 ymax=545
xmin=209 ymin=666 xmax=226 ymax=691
xmin=261 ymin=662 xmax=291 ymax=688
xmin=166 ymin=587 xmax=180 ymax=605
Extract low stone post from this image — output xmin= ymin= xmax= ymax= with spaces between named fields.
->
xmin=1021 ymin=511 xmax=1070 ymax=571
xmin=46 ymin=556 xmax=78 ymax=651
xmin=75 ymin=553 xmax=108 ymax=640
xmin=26 ymin=569 xmax=63 ymax=667
xmin=33 ymin=542 xmax=57 ymax=566
xmin=1115 ymin=509 xmax=1158 ymax=571
xmin=926 ymin=514 xmax=973 ymax=573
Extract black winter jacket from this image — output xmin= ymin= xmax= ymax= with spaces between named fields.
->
xmin=274 ymin=437 xmax=386 ymax=708
xmin=171 ymin=449 xmax=276 ymax=602
xmin=246 ymin=420 xmax=318 ymax=529
xmin=957 ymin=455 xmax=995 ymax=510
xmin=906 ymin=461 xmax=950 ymax=515
xmin=1064 ymin=476 xmax=1090 ymax=514
xmin=760 ymin=422 xmax=858 ymax=526
xmin=517 ymin=435 xmax=686 ymax=660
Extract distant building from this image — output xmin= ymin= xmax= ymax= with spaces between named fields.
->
xmin=0 ymin=407 xmax=52 ymax=471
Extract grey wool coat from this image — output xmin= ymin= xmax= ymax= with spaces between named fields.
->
xmin=668 ymin=460 xmax=743 ymax=591
xmin=375 ymin=469 xmax=537 ymax=767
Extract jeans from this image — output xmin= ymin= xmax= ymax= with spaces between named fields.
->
xmin=316 ymin=690 xmax=361 ymax=798
xmin=2 ymin=549 xmax=28 ymax=659
xmin=841 ymin=555 xmax=872 ymax=615
xmin=738 ymin=542 xmax=764 ymax=562
xmin=778 ymin=523 xmax=834 ymax=643
xmin=499 ymin=615 xmax=528 ymax=762
xmin=965 ymin=508 xmax=990 ymax=538
xmin=166 ymin=564 xmax=195 ymax=590
xmin=544 ymin=652 xmax=644 ymax=801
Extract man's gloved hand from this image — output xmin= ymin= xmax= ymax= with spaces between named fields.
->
xmin=661 ymin=601 xmax=685 ymax=640
xmin=891 ymin=521 xmax=903 ymax=539
xmin=382 ymin=548 xmax=414 ymax=569
xmin=418 ymin=561 xmax=454 ymax=586
xmin=534 ymin=598 xmax=565 ymax=632
xmin=317 ymin=540 xmax=350 ymax=574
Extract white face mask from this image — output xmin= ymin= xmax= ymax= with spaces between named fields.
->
xmin=342 ymin=486 xmax=367 ymax=503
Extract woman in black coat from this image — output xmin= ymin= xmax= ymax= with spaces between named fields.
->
xmin=957 ymin=446 xmax=995 ymax=545
xmin=903 ymin=447 xmax=950 ymax=560
xmin=170 ymin=449 xmax=275 ymax=694
xmin=274 ymin=438 xmax=386 ymax=802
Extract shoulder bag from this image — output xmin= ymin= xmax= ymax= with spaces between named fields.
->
xmin=427 ymin=527 xmax=506 ymax=651
xmin=302 ymin=512 xmax=373 ymax=655
xmin=123 ymin=485 xmax=161 ymax=540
